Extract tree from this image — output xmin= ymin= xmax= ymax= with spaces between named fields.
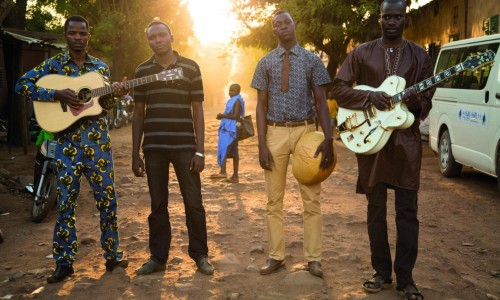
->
xmin=34 ymin=0 xmax=194 ymax=79
xmin=3 ymin=0 xmax=28 ymax=29
xmin=234 ymin=0 xmax=418 ymax=80
xmin=5 ymin=0 xmax=194 ymax=79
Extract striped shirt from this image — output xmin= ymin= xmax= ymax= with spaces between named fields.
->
xmin=134 ymin=52 xmax=204 ymax=152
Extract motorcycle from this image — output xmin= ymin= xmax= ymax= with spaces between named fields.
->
xmin=30 ymin=139 xmax=58 ymax=222
xmin=0 ymin=118 xmax=8 ymax=143
xmin=113 ymin=94 xmax=134 ymax=129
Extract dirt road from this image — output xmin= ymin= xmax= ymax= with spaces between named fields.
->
xmin=0 ymin=112 xmax=498 ymax=299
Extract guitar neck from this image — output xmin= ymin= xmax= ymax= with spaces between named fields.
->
xmin=390 ymin=63 xmax=465 ymax=106
xmin=91 ymin=74 xmax=161 ymax=98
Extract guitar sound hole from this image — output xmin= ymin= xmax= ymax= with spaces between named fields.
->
xmin=78 ymin=88 xmax=92 ymax=103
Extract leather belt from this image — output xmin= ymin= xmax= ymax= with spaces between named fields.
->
xmin=267 ymin=118 xmax=315 ymax=127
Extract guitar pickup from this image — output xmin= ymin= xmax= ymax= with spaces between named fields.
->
xmin=365 ymin=105 xmax=377 ymax=118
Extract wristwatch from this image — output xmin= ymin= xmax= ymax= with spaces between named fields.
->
xmin=195 ymin=152 xmax=205 ymax=158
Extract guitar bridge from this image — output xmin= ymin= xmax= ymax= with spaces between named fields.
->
xmin=344 ymin=114 xmax=359 ymax=131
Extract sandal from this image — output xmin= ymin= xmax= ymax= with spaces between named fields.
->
xmin=362 ymin=274 xmax=392 ymax=293
xmin=399 ymin=283 xmax=424 ymax=300
xmin=209 ymin=173 xmax=227 ymax=179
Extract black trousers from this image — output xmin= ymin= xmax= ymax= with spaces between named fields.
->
xmin=144 ymin=151 xmax=209 ymax=264
xmin=366 ymin=183 xmax=419 ymax=289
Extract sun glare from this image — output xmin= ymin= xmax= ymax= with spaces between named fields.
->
xmin=410 ymin=0 xmax=433 ymax=10
xmin=187 ymin=0 xmax=237 ymax=45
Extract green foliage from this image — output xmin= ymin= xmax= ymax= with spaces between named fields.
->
xmin=234 ymin=0 xmax=389 ymax=79
xmin=16 ymin=0 xmax=194 ymax=80
xmin=25 ymin=5 xmax=61 ymax=32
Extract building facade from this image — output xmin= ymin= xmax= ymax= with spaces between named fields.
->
xmin=405 ymin=0 xmax=499 ymax=62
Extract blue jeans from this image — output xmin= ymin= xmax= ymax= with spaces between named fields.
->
xmin=144 ymin=151 xmax=208 ymax=263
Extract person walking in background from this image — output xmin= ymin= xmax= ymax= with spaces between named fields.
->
xmin=15 ymin=15 xmax=128 ymax=283
xmin=331 ymin=0 xmax=434 ymax=299
xmin=131 ymin=19 xmax=214 ymax=276
xmin=251 ymin=10 xmax=334 ymax=278
xmin=326 ymin=91 xmax=339 ymax=138
xmin=210 ymin=83 xmax=244 ymax=183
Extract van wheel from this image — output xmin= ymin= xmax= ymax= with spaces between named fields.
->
xmin=439 ymin=130 xmax=462 ymax=177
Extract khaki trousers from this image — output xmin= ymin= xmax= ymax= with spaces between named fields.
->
xmin=265 ymin=124 xmax=322 ymax=261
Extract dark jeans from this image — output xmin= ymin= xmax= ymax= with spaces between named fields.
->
xmin=144 ymin=151 xmax=208 ymax=264
xmin=366 ymin=183 xmax=419 ymax=289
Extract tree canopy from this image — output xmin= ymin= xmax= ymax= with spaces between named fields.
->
xmin=5 ymin=0 xmax=194 ymax=79
xmin=233 ymin=0 xmax=421 ymax=80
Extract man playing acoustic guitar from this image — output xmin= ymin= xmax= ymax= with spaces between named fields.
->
xmin=331 ymin=1 xmax=435 ymax=299
xmin=15 ymin=15 xmax=128 ymax=283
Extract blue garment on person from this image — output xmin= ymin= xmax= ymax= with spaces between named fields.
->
xmin=217 ymin=95 xmax=244 ymax=166
xmin=14 ymin=51 xmax=123 ymax=266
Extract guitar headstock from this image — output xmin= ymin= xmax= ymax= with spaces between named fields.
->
xmin=158 ymin=67 xmax=184 ymax=82
xmin=463 ymin=49 xmax=496 ymax=70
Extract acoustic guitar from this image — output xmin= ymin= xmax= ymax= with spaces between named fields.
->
xmin=33 ymin=67 xmax=183 ymax=133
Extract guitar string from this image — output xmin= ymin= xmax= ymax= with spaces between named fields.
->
xmin=88 ymin=69 xmax=180 ymax=97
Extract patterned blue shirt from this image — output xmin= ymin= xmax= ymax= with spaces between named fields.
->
xmin=251 ymin=44 xmax=331 ymax=122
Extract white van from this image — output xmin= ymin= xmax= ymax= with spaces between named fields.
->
xmin=428 ymin=34 xmax=500 ymax=191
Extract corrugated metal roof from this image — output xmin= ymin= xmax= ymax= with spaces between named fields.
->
xmin=4 ymin=30 xmax=43 ymax=44
xmin=2 ymin=30 xmax=66 ymax=50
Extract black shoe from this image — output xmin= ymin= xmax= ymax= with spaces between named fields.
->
xmin=135 ymin=259 xmax=166 ymax=275
xmin=47 ymin=265 xmax=74 ymax=283
xmin=196 ymin=257 xmax=214 ymax=275
xmin=105 ymin=258 xmax=129 ymax=271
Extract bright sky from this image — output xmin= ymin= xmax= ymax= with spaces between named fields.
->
xmin=410 ymin=0 xmax=433 ymax=10
xmin=187 ymin=0 xmax=238 ymax=45
xmin=185 ymin=0 xmax=433 ymax=45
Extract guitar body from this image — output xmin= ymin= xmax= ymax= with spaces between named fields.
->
xmin=338 ymin=75 xmax=415 ymax=155
xmin=33 ymin=72 xmax=107 ymax=133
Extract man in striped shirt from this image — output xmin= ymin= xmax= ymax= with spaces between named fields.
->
xmin=132 ymin=19 xmax=213 ymax=276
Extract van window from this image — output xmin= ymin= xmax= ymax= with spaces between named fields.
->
xmin=436 ymin=42 xmax=499 ymax=90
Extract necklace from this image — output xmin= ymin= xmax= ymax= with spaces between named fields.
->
xmin=378 ymin=38 xmax=407 ymax=77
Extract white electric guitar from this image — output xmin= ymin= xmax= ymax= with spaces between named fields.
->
xmin=33 ymin=67 xmax=183 ymax=133
xmin=337 ymin=50 xmax=495 ymax=155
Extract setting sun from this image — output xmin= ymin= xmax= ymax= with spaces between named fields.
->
xmin=187 ymin=0 xmax=238 ymax=45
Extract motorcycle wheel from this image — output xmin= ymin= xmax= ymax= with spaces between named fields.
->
xmin=113 ymin=114 xmax=124 ymax=129
xmin=31 ymin=172 xmax=57 ymax=223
